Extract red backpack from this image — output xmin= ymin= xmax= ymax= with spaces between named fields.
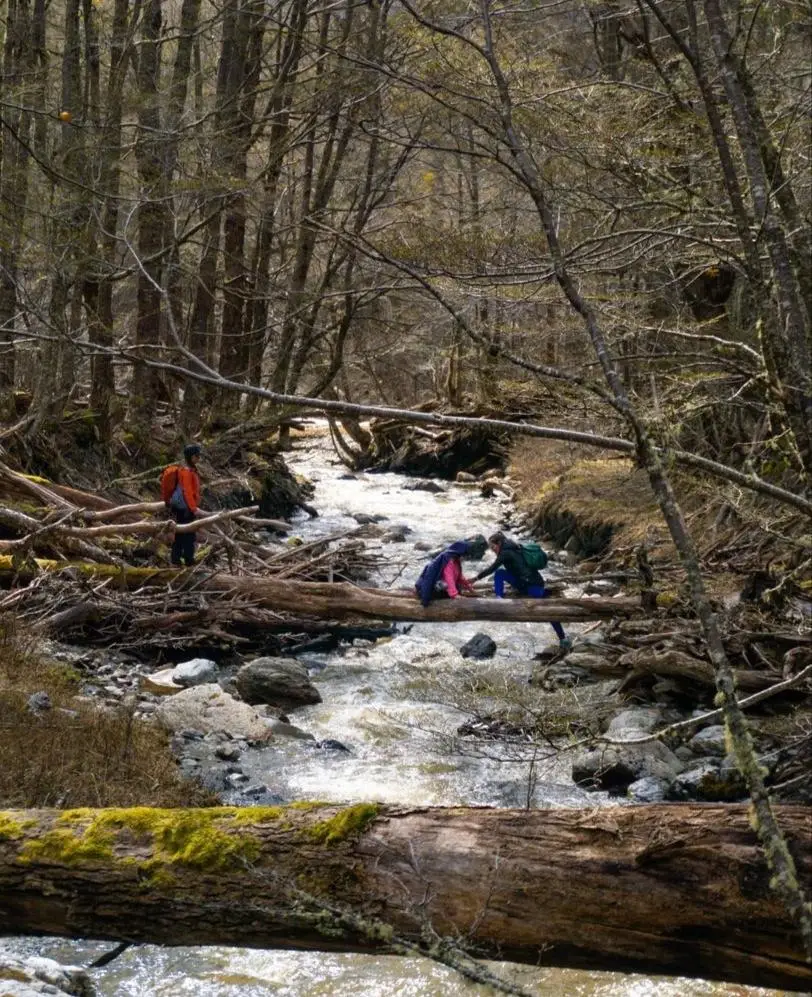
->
xmin=160 ymin=464 xmax=181 ymax=505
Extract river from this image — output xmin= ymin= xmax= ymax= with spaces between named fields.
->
xmin=3 ymin=426 xmax=786 ymax=996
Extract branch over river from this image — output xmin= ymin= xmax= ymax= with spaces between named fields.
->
xmin=0 ymin=804 xmax=810 ymax=992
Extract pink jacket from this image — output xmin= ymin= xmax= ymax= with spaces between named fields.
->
xmin=440 ymin=557 xmax=474 ymax=598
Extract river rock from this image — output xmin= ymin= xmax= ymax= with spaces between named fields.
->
xmin=572 ymin=728 xmax=682 ymax=791
xmin=235 ymin=657 xmax=322 ymax=709
xmin=381 ymin=525 xmax=411 ymax=542
xmin=606 ymin=708 xmax=663 ymax=737
xmin=403 ymin=479 xmax=445 ymax=493
xmin=266 ymin=718 xmax=316 ymax=741
xmin=668 ymin=758 xmax=746 ymax=802
xmin=687 ymin=724 xmax=727 ymax=756
xmin=156 ymin=684 xmax=270 ymax=740
xmin=215 ymin=743 xmax=242 ymax=762
xmin=627 ymin=776 xmax=671 ymax=802
xmin=318 ymin=738 xmax=351 ymax=752
xmin=0 ymin=951 xmax=94 ymax=997
xmin=460 ymin=633 xmax=497 ymax=660
xmin=171 ymin=658 xmax=218 ymax=687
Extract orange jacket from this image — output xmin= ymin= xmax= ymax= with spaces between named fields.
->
xmin=176 ymin=465 xmax=200 ymax=514
xmin=162 ymin=464 xmax=201 ymax=514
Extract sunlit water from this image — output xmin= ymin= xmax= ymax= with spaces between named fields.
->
xmin=2 ymin=937 xmax=784 ymax=997
xmin=243 ymin=429 xmax=600 ymax=808
xmin=4 ymin=427 xmax=785 ymax=996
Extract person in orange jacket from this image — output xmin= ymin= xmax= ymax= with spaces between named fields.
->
xmin=163 ymin=443 xmax=202 ymax=566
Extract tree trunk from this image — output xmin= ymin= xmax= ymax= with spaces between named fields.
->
xmin=0 ymin=0 xmax=36 ymax=400
xmin=215 ymin=0 xmax=265 ymax=412
xmin=0 ymin=556 xmax=638 ymax=622
xmin=129 ymin=0 xmax=165 ymax=436
xmin=0 ymin=804 xmax=809 ymax=991
xmin=87 ymin=0 xmax=131 ymax=437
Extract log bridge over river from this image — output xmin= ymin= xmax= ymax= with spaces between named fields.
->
xmin=0 ymin=557 xmax=637 ymax=624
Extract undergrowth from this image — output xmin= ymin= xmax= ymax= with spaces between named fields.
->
xmin=0 ymin=617 xmax=215 ymax=809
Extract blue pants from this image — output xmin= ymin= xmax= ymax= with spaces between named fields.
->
xmin=493 ymin=569 xmax=566 ymax=641
xmin=171 ymin=510 xmax=196 ymax=567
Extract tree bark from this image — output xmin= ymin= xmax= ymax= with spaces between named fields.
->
xmin=0 ymin=804 xmax=809 ymax=991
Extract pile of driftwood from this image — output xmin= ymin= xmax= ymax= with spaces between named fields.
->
xmin=0 ymin=459 xmax=378 ymax=650
xmin=329 ymin=413 xmax=510 ymax=478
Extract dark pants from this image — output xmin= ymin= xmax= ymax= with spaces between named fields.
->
xmin=171 ymin=509 xmax=196 ymax=566
xmin=493 ymin=569 xmax=566 ymax=641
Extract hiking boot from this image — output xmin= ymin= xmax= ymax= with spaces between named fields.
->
xmin=558 ymin=637 xmax=573 ymax=652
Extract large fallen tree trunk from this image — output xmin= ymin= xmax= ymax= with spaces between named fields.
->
xmin=0 ymin=556 xmax=638 ymax=622
xmin=0 ymin=804 xmax=809 ymax=990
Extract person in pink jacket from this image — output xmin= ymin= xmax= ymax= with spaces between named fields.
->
xmin=415 ymin=540 xmax=478 ymax=605
xmin=438 ymin=548 xmax=476 ymax=599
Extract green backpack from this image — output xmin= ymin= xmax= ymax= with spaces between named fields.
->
xmin=521 ymin=541 xmax=548 ymax=571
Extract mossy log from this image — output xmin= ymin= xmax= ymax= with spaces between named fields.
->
xmin=0 ymin=804 xmax=809 ymax=990
xmin=0 ymin=465 xmax=114 ymax=511
xmin=0 ymin=556 xmax=637 ymax=622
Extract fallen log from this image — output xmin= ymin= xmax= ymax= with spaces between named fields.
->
xmin=81 ymin=502 xmax=291 ymax=534
xmin=0 ymin=463 xmax=75 ymax=510
xmin=84 ymin=501 xmax=166 ymax=522
xmin=617 ymin=648 xmax=777 ymax=692
xmin=40 ymin=481 xmax=114 ymax=510
xmin=0 ymin=557 xmax=639 ymax=622
xmin=57 ymin=506 xmax=260 ymax=539
xmin=0 ymin=804 xmax=809 ymax=990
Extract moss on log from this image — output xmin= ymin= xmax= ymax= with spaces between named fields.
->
xmin=0 ymin=803 xmax=810 ymax=990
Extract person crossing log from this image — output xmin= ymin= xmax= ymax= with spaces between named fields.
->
xmin=0 ymin=803 xmax=809 ymax=991
xmin=0 ymin=556 xmax=637 ymax=622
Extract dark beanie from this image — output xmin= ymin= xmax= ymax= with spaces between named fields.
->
xmin=183 ymin=443 xmax=202 ymax=462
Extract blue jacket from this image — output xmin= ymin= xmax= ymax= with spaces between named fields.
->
xmin=414 ymin=541 xmax=470 ymax=607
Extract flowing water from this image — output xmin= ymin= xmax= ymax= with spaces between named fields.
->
xmin=3 ymin=427 xmax=786 ymax=996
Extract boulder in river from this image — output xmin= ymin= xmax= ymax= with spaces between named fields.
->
xmin=156 ymin=684 xmax=270 ymax=740
xmin=572 ymin=715 xmax=682 ymax=793
xmin=402 ymin=479 xmax=446 ymax=493
xmin=381 ymin=524 xmax=411 ymax=542
xmin=318 ymin=738 xmax=351 ymax=753
xmin=627 ymin=776 xmax=671 ymax=803
xmin=460 ymin=633 xmax=497 ymax=660
xmin=266 ymin=717 xmax=316 ymax=741
xmin=235 ymin=657 xmax=322 ymax=709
